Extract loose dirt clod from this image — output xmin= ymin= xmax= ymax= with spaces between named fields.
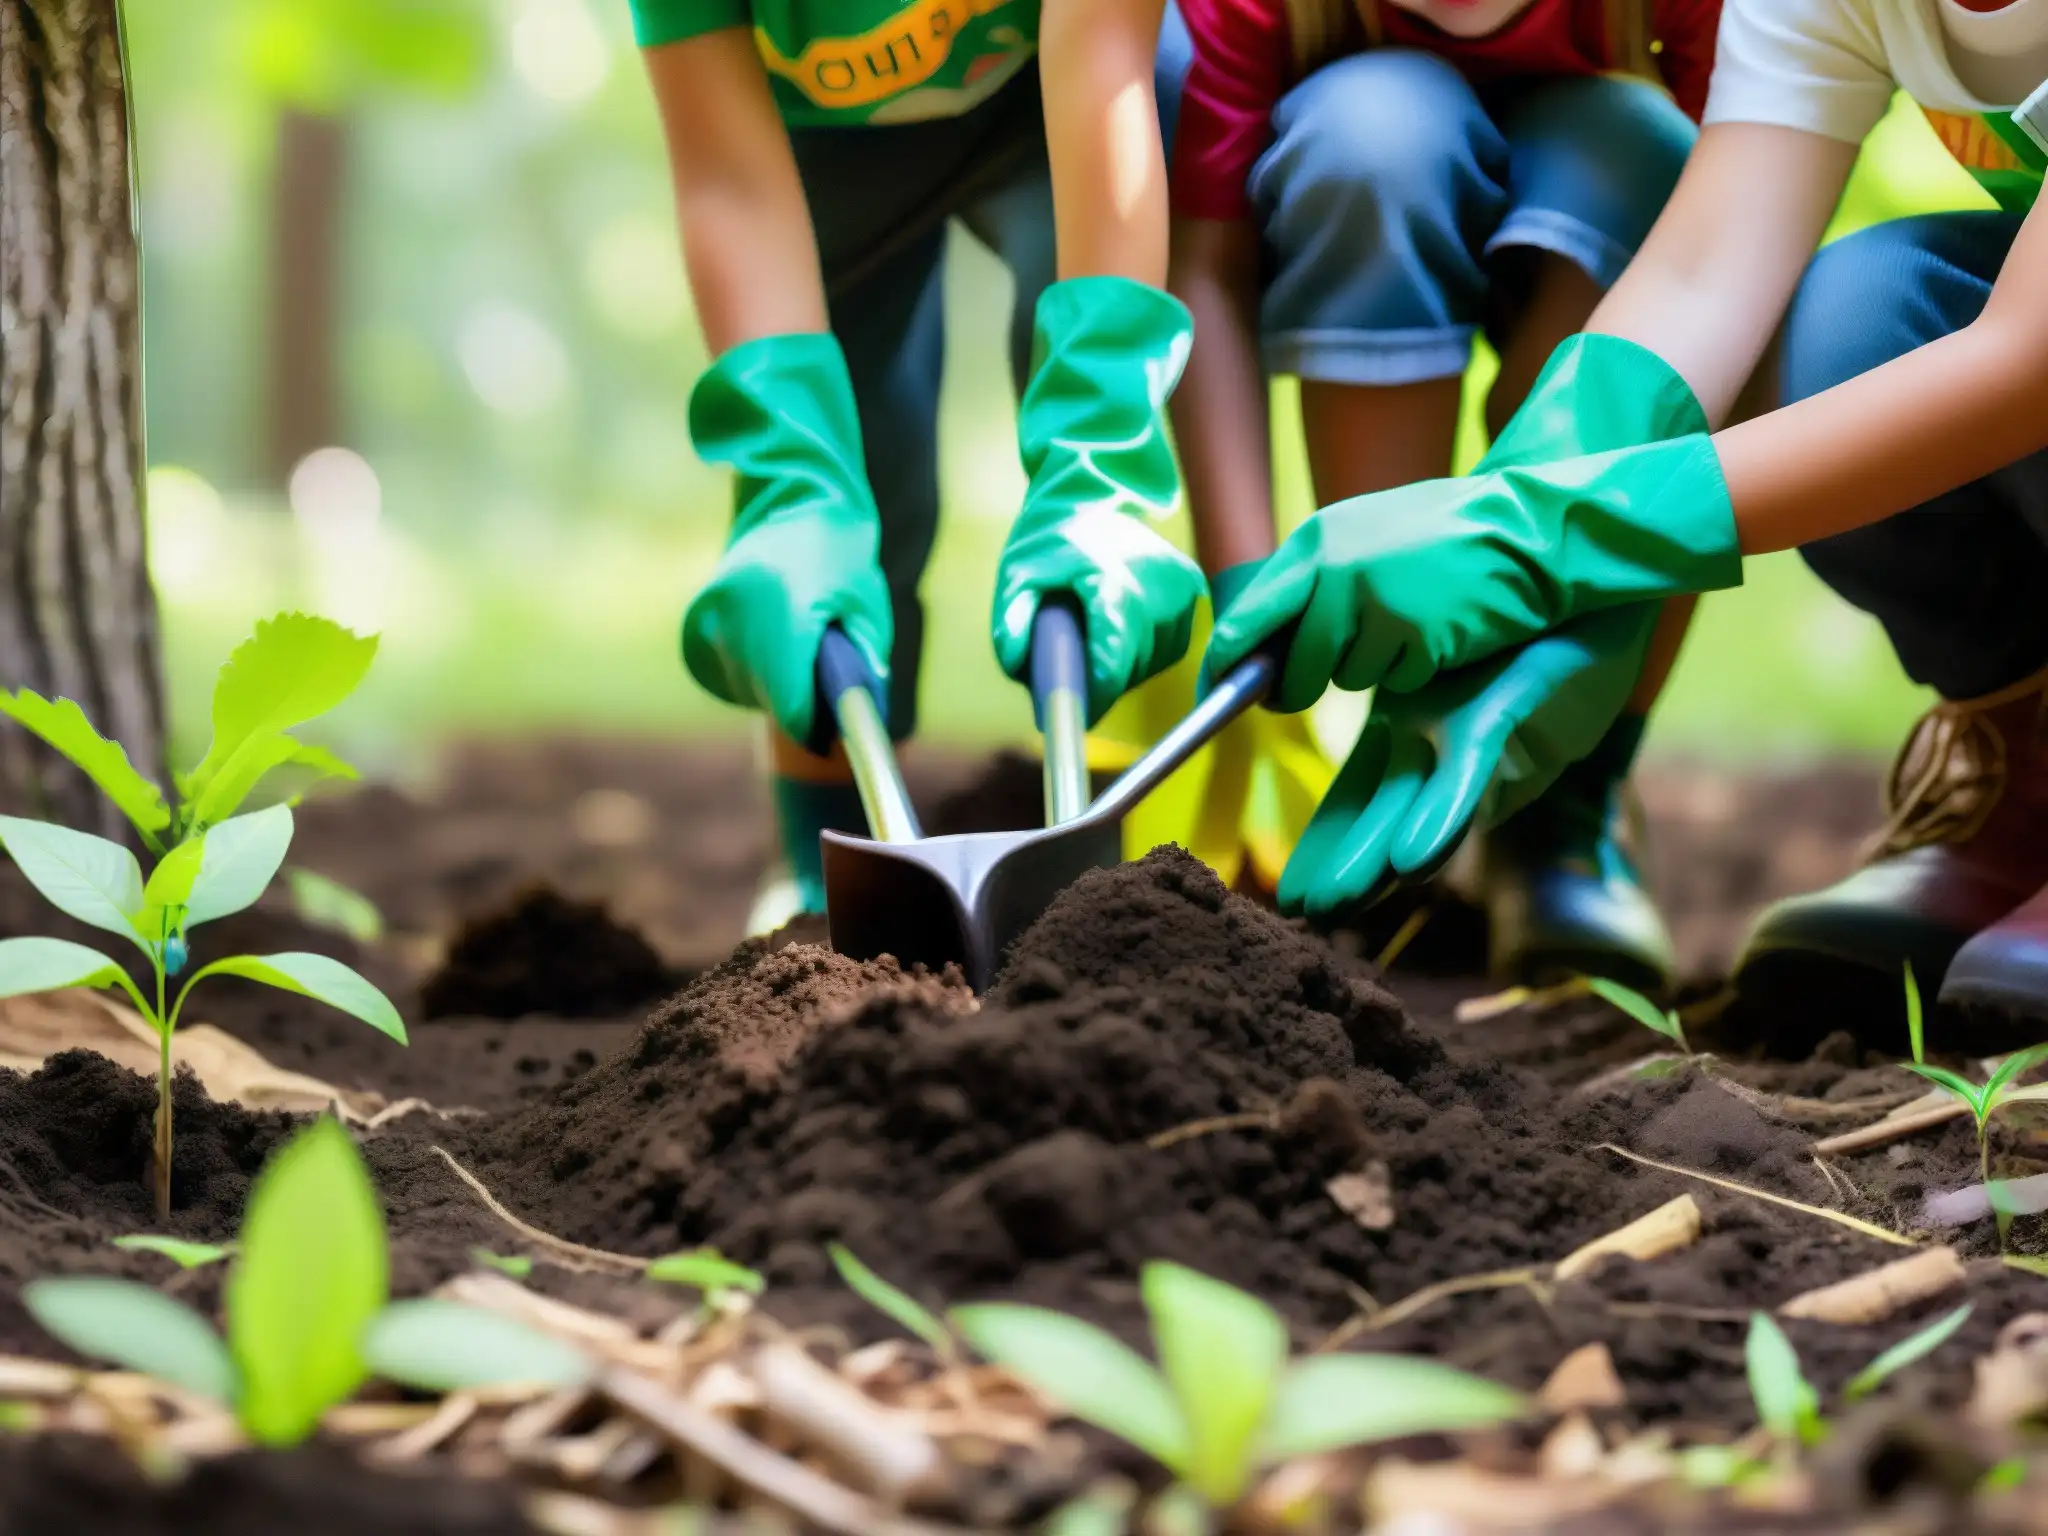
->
xmin=422 ymin=886 xmax=677 ymax=1020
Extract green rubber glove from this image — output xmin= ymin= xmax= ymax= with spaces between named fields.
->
xmin=992 ymin=277 xmax=1208 ymax=725
xmin=1203 ymin=335 xmax=1741 ymax=712
xmin=1278 ymin=604 xmax=1658 ymax=919
xmin=681 ymin=334 xmax=892 ymax=748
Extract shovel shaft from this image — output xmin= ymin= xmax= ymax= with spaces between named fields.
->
xmin=1089 ymin=653 xmax=1276 ymax=825
xmin=818 ymin=628 xmax=923 ymax=845
xmin=1030 ymin=599 xmax=1091 ymax=827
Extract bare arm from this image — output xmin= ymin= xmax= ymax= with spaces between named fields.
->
xmin=1039 ymin=0 xmax=1171 ymax=282
xmin=1169 ymin=217 xmax=1278 ymax=571
xmin=1588 ymin=123 xmax=1859 ymax=423
xmin=1718 ymin=192 xmax=2048 ymax=554
xmin=643 ymin=29 xmax=825 ymax=353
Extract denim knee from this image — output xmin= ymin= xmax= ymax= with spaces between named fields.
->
xmin=1253 ymin=50 xmax=1507 ymax=383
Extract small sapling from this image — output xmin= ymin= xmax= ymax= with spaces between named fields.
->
xmin=0 ymin=614 xmax=404 ymax=1217
xmin=829 ymin=1242 xmax=958 ymax=1364
xmin=1588 ymin=977 xmax=1689 ymax=1055
xmin=951 ymin=1261 xmax=1523 ymax=1510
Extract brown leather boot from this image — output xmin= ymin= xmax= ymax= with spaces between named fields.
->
xmin=1736 ymin=663 xmax=2048 ymax=1018
xmin=1941 ymin=879 xmax=2048 ymax=1021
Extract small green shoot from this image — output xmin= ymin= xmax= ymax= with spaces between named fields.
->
xmin=469 ymin=1248 xmax=533 ymax=1280
xmin=1745 ymin=1313 xmax=1824 ymax=1447
xmin=1843 ymin=1304 xmax=1972 ymax=1403
xmin=286 ymin=868 xmax=385 ymax=944
xmin=1980 ymin=1458 xmax=2028 ymax=1494
xmin=952 ymin=1261 xmax=1523 ymax=1508
xmin=1901 ymin=1042 xmax=2048 ymax=1197
xmin=828 ymin=1243 xmax=956 ymax=1362
xmin=0 ymin=614 xmax=401 ymax=1219
xmin=25 ymin=1119 xmax=589 ymax=1445
xmin=646 ymin=1249 xmax=765 ymax=1299
xmin=1587 ymin=977 xmax=1688 ymax=1054
xmin=111 ymin=1235 xmax=234 ymax=1270
xmin=1904 ymin=962 xmax=1925 ymax=1065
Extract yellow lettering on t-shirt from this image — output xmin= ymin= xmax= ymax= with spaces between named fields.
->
xmin=1923 ymin=108 xmax=2027 ymax=175
xmin=756 ymin=0 xmax=1010 ymax=108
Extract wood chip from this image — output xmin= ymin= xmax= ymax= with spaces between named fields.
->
xmin=365 ymin=1394 xmax=478 ymax=1464
xmin=1555 ymin=1195 xmax=1702 ymax=1280
xmin=1538 ymin=1344 xmax=1626 ymax=1413
xmin=1539 ymin=1412 xmax=1608 ymax=1479
xmin=0 ymin=1356 xmax=81 ymax=1397
xmin=755 ymin=1342 xmax=948 ymax=1503
xmin=1812 ymin=1089 xmax=1970 ymax=1157
xmin=1967 ymin=1313 xmax=2048 ymax=1431
xmin=1779 ymin=1246 xmax=1967 ymax=1325
xmin=1325 ymin=1162 xmax=1394 ymax=1230
xmin=1366 ymin=1458 xmax=1624 ymax=1524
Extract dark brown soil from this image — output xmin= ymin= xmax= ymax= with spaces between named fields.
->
xmin=420 ymin=884 xmax=680 ymax=1019
xmin=0 ymin=1437 xmax=536 ymax=1535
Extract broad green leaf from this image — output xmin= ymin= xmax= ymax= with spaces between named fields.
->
xmin=1903 ymin=962 xmax=1925 ymax=1065
xmin=1257 ymin=1353 xmax=1525 ymax=1462
xmin=1142 ymin=1263 xmax=1287 ymax=1504
xmin=0 ymin=938 xmax=129 ymax=1000
xmin=362 ymin=1299 xmax=595 ymax=1394
xmin=1844 ymin=1304 xmax=1972 ymax=1403
xmin=285 ymin=868 xmax=383 ymax=944
xmin=183 ymin=615 xmax=376 ymax=823
xmin=189 ymin=953 xmax=406 ymax=1044
xmin=273 ymin=741 xmax=360 ymax=805
xmin=1588 ymin=977 xmax=1685 ymax=1049
xmin=185 ymin=732 xmax=346 ymax=830
xmin=0 ymin=690 xmax=169 ymax=840
xmin=0 ymin=817 xmax=145 ymax=946
xmin=228 ymin=1118 xmax=388 ymax=1446
xmin=951 ymin=1302 xmax=1188 ymax=1474
xmin=24 ymin=1277 xmax=235 ymax=1404
xmin=646 ymin=1250 xmax=765 ymax=1296
xmin=1745 ymin=1313 xmax=1821 ymax=1444
xmin=183 ymin=806 xmax=294 ymax=928
xmin=1901 ymin=1063 xmax=1989 ymax=1122
xmin=469 ymin=1248 xmax=533 ymax=1280
xmin=828 ymin=1244 xmax=953 ymax=1358
xmin=112 ymin=1235 xmax=234 ymax=1270
xmin=137 ymin=837 xmax=206 ymax=946
xmin=1985 ymin=1043 xmax=2048 ymax=1099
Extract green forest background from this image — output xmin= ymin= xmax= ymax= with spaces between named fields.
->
xmin=126 ymin=0 xmax=1994 ymax=778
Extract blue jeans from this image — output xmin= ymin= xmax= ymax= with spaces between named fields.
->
xmin=787 ymin=68 xmax=1056 ymax=737
xmin=1155 ymin=9 xmax=1696 ymax=383
xmin=1782 ymin=212 xmax=2048 ymax=700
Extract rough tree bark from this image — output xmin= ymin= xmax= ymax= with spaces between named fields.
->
xmin=0 ymin=0 xmax=165 ymax=836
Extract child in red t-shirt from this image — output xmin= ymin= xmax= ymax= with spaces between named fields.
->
xmin=1158 ymin=0 xmax=1721 ymax=989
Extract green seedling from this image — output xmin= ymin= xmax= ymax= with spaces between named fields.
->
xmin=1588 ymin=977 xmax=1689 ymax=1055
xmin=0 ymin=615 xmax=402 ymax=1218
xmin=26 ymin=1119 xmax=589 ymax=1445
xmin=647 ymin=1248 xmax=765 ymax=1301
xmin=111 ymin=1236 xmax=234 ymax=1270
xmin=951 ymin=1261 xmax=1523 ymax=1510
xmin=1905 ymin=962 xmax=1926 ymax=1065
xmin=829 ymin=1242 xmax=957 ymax=1364
xmin=1900 ymin=1042 xmax=2048 ymax=1196
xmin=1748 ymin=1305 xmax=1975 ymax=1446
xmin=285 ymin=867 xmax=385 ymax=944
xmin=470 ymin=1247 xmax=534 ymax=1280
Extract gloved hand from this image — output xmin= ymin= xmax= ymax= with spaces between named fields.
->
xmin=992 ymin=277 xmax=1208 ymax=725
xmin=681 ymin=333 xmax=893 ymax=748
xmin=1203 ymin=334 xmax=1741 ymax=712
xmin=1279 ymin=602 xmax=1659 ymax=919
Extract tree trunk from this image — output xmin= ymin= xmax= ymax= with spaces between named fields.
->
xmin=265 ymin=108 xmax=347 ymax=486
xmin=0 ymin=0 xmax=165 ymax=838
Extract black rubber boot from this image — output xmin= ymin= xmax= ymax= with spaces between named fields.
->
xmin=1480 ymin=715 xmax=1676 ymax=993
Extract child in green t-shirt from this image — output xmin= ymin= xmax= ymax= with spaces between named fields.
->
xmin=633 ymin=0 xmax=1202 ymax=927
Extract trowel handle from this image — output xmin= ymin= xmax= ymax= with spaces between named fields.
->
xmin=1029 ymin=598 xmax=1091 ymax=828
xmin=1088 ymin=653 xmax=1277 ymax=825
xmin=816 ymin=627 xmax=923 ymax=845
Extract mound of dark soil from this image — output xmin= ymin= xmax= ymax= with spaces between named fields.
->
xmin=421 ymin=885 xmax=678 ymax=1019
xmin=0 ymin=1437 xmax=536 ymax=1536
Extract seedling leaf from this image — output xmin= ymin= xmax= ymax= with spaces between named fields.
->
xmin=228 ymin=1119 xmax=388 ymax=1446
xmin=828 ymin=1243 xmax=953 ymax=1358
xmin=1588 ymin=977 xmax=1686 ymax=1051
xmin=0 ymin=690 xmax=170 ymax=840
xmin=137 ymin=837 xmax=206 ymax=947
xmin=184 ymin=615 xmax=377 ymax=826
xmin=1745 ymin=1313 xmax=1821 ymax=1445
xmin=181 ymin=806 xmax=295 ymax=928
xmin=951 ymin=1302 xmax=1189 ymax=1474
xmin=112 ymin=1235 xmax=234 ymax=1270
xmin=0 ymin=818 xmax=146 ymax=947
xmin=646 ymin=1250 xmax=765 ymax=1296
xmin=286 ymin=868 xmax=384 ymax=943
xmin=362 ymin=1299 xmax=595 ymax=1394
xmin=1901 ymin=1063 xmax=1988 ymax=1123
xmin=1142 ymin=1262 xmax=1287 ymax=1504
xmin=0 ymin=938 xmax=131 ymax=1001
xmin=1258 ymin=1353 xmax=1525 ymax=1462
xmin=190 ymin=953 xmax=406 ymax=1043
xmin=1985 ymin=1043 xmax=2048 ymax=1100
xmin=24 ymin=1277 xmax=235 ymax=1404
xmin=1844 ymin=1304 xmax=1972 ymax=1403
xmin=469 ymin=1248 xmax=533 ymax=1279
xmin=1904 ymin=962 xmax=1925 ymax=1066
